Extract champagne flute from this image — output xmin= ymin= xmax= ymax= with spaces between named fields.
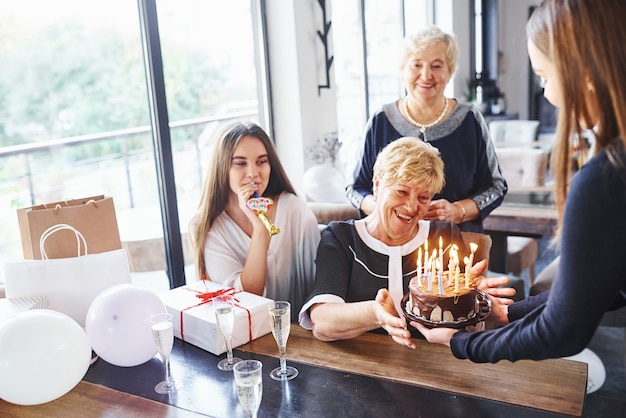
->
xmin=268 ymin=300 xmax=298 ymax=380
xmin=233 ymin=360 xmax=263 ymax=418
xmin=150 ymin=312 xmax=180 ymax=394
xmin=214 ymin=295 xmax=243 ymax=371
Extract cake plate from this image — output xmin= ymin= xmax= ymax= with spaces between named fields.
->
xmin=402 ymin=289 xmax=492 ymax=329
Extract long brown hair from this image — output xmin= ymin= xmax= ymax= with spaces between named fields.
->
xmin=526 ymin=0 xmax=626 ymax=234
xmin=189 ymin=121 xmax=296 ymax=281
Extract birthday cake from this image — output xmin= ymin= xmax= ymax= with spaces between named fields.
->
xmin=407 ymin=272 xmax=479 ymax=323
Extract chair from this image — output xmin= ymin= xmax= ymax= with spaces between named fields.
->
xmin=462 ymin=231 xmax=525 ymax=302
xmin=489 ymin=120 xmax=540 ymax=145
xmin=495 ymin=147 xmax=550 ymax=285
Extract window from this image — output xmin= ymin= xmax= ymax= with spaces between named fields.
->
xmin=0 ymin=0 xmax=268 ymax=285
xmin=332 ymin=0 xmax=435 ymax=180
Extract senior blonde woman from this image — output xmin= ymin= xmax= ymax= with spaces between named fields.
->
xmin=346 ymin=26 xmax=507 ymax=233
xmin=300 ymin=137 xmax=514 ymax=348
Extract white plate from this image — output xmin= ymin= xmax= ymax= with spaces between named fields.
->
xmin=563 ymin=348 xmax=606 ymax=394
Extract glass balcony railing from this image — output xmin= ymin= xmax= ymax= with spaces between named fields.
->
xmin=0 ymin=109 xmax=258 ymax=281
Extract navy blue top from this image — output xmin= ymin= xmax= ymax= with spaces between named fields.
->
xmin=346 ymin=101 xmax=508 ymax=232
xmin=451 ymin=143 xmax=626 ymax=362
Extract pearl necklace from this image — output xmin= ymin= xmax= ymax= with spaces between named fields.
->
xmin=404 ymin=97 xmax=449 ymax=133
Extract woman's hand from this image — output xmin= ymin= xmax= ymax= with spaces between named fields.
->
xmin=471 ymin=260 xmax=514 ymax=326
xmin=412 ymin=322 xmax=459 ymax=346
xmin=235 ymin=183 xmax=265 ymax=226
xmin=373 ymin=289 xmax=416 ymax=349
xmin=423 ymin=199 xmax=457 ymax=222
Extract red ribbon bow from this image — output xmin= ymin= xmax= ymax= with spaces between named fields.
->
xmin=179 ymin=281 xmax=252 ymax=343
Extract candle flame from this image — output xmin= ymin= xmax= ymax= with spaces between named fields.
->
xmin=469 ymin=242 xmax=478 ymax=253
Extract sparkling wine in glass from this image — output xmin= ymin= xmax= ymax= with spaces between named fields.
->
xmin=150 ymin=312 xmax=180 ymax=394
xmin=214 ymin=295 xmax=242 ymax=371
xmin=268 ymin=300 xmax=298 ymax=380
xmin=233 ymin=360 xmax=263 ymax=418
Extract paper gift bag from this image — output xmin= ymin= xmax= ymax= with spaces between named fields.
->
xmin=17 ymin=195 xmax=122 ymax=259
xmin=159 ymin=280 xmax=273 ymax=355
xmin=4 ymin=224 xmax=132 ymax=327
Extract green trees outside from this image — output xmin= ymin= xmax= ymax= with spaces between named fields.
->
xmin=0 ymin=1 xmax=260 ymax=267
xmin=0 ymin=19 xmax=224 ymax=149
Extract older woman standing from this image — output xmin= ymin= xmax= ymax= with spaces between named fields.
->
xmin=299 ymin=138 xmax=513 ymax=347
xmin=346 ymin=26 xmax=507 ymax=233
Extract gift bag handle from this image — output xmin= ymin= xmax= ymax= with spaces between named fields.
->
xmin=40 ymin=223 xmax=89 ymax=259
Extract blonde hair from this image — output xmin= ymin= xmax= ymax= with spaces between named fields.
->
xmin=400 ymin=26 xmax=459 ymax=74
xmin=373 ymin=137 xmax=445 ymax=194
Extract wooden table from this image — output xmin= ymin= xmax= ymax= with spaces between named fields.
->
xmin=0 ymin=381 xmax=203 ymax=418
xmin=1 ymin=325 xmax=587 ymax=417
xmin=241 ymin=326 xmax=586 ymax=417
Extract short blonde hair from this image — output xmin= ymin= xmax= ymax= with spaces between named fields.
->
xmin=373 ymin=137 xmax=445 ymax=194
xmin=400 ymin=26 xmax=459 ymax=74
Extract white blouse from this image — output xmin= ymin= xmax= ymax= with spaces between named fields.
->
xmin=203 ymin=192 xmax=320 ymax=320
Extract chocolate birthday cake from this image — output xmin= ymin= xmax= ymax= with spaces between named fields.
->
xmin=407 ymin=273 xmax=479 ymax=323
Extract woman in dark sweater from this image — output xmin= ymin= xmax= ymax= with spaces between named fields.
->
xmin=416 ymin=0 xmax=626 ymax=363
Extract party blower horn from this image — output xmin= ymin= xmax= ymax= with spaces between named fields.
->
xmin=246 ymin=191 xmax=281 ymax=236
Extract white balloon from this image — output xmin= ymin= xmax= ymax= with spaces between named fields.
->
xmin=0 ymin=309 xmax=91 ymax=405
xmin=86 ymin=284 xmax=167 ymax=367
xmin=303 ymin=164 xmax=347 ymax=203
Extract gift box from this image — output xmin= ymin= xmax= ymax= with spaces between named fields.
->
xmin=159 ymin=280 xmax=273 ymax=356
xmin=0 ymin=296 xmax=48 ymax=323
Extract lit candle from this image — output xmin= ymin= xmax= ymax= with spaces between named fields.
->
xmin=437 ymin=257 xmax=444 ymax=295
xmin=430 ymin=250 xmax=437 ymax=293
xmin=447 ymin=244 xmax=455 ymax=272
xmin=427 ymin=270 xmax=432 ymax=292
xmin=417 ymin=247 xmax=422 ymax=287
xmin=454 ymin=264 xmax=461 ymax=293
xmin=438 ymin=236 xmax=443 ymax=275
xmin=424 ymin=239 xmax=429 ymax=274
xmin=468 ymin=242 xmax=478 ymax=270
xmin=447 ymin=244 xmax=459 ymax=285
xmin=464 ymin=256 xmax=471 ymax=289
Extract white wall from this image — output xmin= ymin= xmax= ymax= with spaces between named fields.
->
xmin=498 ymin=0 xmax=538 ymax=120
xmin=264 ymin=0 xmax=538 ymax=192
xmin=264 ymin=0 xmax=339 ymax=197
xmin=449 ymin=0 xmax=471 ymax=99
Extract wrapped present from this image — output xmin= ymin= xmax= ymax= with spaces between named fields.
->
xmin=159 ymin=280 xmax=273 ymax=356
xmin=0 ymin=296 xmax=48 ymax=323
